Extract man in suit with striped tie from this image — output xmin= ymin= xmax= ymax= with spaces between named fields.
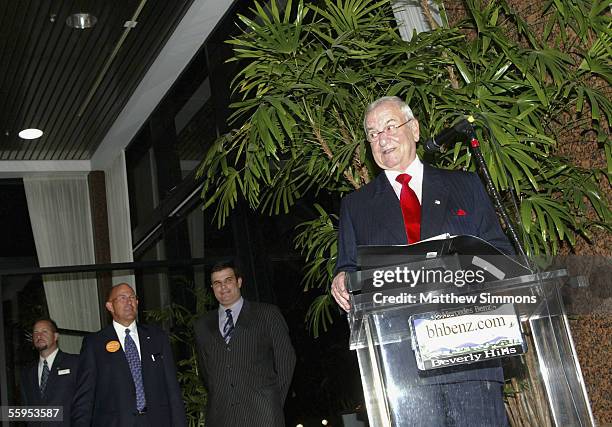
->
xmin=72 ymin=283 xmax=186 ymax=427
xmin=194 ymin=261 xmax=296 ymax=427
xmin=20 ymin=318 xmax=78 ymax=426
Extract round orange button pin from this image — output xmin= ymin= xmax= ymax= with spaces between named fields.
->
xmin=106 ymin=340 xmax=121 ymax=352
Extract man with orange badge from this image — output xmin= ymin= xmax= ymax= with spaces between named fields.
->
xmin=72 ymin=283 xmax=186 ymax=426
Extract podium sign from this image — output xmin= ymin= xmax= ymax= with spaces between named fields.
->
xmin=346 ymin=237 xmax=595 ymax=427
xmin=410 ymin=303 xmax=525 ymax=370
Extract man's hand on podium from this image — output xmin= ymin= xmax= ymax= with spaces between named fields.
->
xmin=331 ymin=271 xmax=351 ymax=312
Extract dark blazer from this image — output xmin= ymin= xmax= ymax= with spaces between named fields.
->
xmin=194 ymin=300 xmax=296 ymax=427
xmin=336 ymin=163 xmax=514 ymax=273
xmin=336 ymin=164 xmax=513 ymax=385
xmin=71 ymin=323 xmax=187 ymax=427
xmin=20 ymin=350 xmax=79 ymax=427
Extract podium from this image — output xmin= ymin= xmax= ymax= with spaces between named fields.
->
xmin=346 ymin=236 xmax=595 ymax=427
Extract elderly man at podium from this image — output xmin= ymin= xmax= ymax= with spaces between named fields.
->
xmin=331 ymin=96 xmax=512 ymax=426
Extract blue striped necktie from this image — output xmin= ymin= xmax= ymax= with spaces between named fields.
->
xmin=223 ymin=309 xmax=234 ymax=343
xmin=40 ymin=359 xmax=50 ymax=397
xmin=124 ymin=329 xmax=146 ymax=411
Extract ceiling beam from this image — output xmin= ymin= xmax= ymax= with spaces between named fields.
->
xmin=90 ymin=0 xmax=230 ymax=171
xmin=0 ymin=160 xmax=91 ymax=178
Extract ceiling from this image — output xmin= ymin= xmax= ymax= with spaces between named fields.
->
xmin=0 ymin=0 xmax=195 ymax=161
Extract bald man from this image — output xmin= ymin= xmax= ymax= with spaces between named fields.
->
xmin=72 ymin=283 xmax=186 ymax=427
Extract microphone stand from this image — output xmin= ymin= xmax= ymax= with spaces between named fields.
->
xmin=464 ymin=125 xmax=531 ymax=267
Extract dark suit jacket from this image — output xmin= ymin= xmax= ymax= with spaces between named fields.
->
xmin=20 ymin=350 xmax=79 ymax=427
xmin=336 ymin=164 xmax=513 ymax=385
xmin=336 ymin=163 xmax=514 ymax=272
xmin=194 ymin=300 xmax=296 ymax=427
xmin=71 ymin=323 xmax=187 ymax=427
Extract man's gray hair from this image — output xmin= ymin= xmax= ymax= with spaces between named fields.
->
xmin=363 ymin=96 xmax=415 ymax=134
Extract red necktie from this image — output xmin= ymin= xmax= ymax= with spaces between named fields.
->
xmin=396 ymin=174 xmax=421 ymax=243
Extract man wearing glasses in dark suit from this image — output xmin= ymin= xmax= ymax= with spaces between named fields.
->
xmin=331 ymin=96 xmax=513 ymax=426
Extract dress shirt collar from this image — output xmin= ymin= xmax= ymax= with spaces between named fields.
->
xmin=113 ymin=320 xmax=137 ymax=337
xmin=39 ymin=347 xmax=59 ymax=369
xmin=384 ymin=157 xmax=424 ymax=203
xmin=219 ymin=296 xmax=243 ymax=311
xmin=113 ymin=320 xmax=140 ymax=352
xmin=218 ymin=296 xmax=244 ymax=334
xmin=38 ymin=347 xmax=59 ymax=385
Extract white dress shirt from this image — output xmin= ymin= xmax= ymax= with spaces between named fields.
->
xmin=38 ymin=347 xmax=59 ymax=386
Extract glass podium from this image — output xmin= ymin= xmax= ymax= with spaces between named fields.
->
xmin=346 ymin=238 xmax=595 ymax=427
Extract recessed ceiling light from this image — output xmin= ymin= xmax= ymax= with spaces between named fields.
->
xmin=66 ymin=13 xmax=97 ymax=29
xmin=18 ymin=128 xmax=43 ymax=140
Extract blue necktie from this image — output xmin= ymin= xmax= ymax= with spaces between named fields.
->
xmin=124 ymin=329 xmax=146 ymax=411
xmin=223 ymin=309 xmax=234 ymax=343
xmin=40 ymin=359 xmax=50 ymax=397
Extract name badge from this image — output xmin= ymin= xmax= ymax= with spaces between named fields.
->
xmin=57 ymin=369 xmax=71 ymax=375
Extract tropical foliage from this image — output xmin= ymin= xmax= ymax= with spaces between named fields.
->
xmin=196 ymin=0 xmax=611 ymax=334
xmin=145 ymin=282 xmax=215 ymax=426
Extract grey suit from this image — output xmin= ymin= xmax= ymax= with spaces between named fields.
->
xmin=194 ymin=300 xmax=296 ymax=427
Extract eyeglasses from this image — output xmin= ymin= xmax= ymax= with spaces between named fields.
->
xmin=113 ymin=295 xmax=137 ymax=303
xmin=367 ymin=119 xmax=412 ymax=143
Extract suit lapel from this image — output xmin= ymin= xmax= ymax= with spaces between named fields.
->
xmin=103 ymin=325 xmax=134 ymax=390
xmin=372 ymin=173 xmax=408 ymax=244
xmin=137 ymin=324 xmax=152 ymax=392
xmin=421 ymin=164 xmax=450 ymax=239
xmin=233 ymin=300 xmax=250 ymax=336
xmin=137 ymin=324 xmax=151 ymax=359
xmin=206 ymin=311 xmax=225 ymax=344
xmin=30 ymin=362 xmax=41 ymax=402
xmin=52 ymin=350 xmax=64 ymax=369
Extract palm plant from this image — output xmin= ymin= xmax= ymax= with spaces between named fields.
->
xmin=196 ymin=0 xmax=611 ymax=335
xmin=145 ymin=281 xmax=215 ymax=427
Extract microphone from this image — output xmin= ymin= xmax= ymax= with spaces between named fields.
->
xmin=423 ymin=117 xmax=475 ymax=153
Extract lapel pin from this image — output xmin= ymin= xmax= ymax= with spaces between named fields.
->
xmin=434 ymin=200 xmax=441 ymax=205
xmin=457 ymin=209 xmax=467 ymax=216
xmin=106 ymin=340 xmax=120 ymax=353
